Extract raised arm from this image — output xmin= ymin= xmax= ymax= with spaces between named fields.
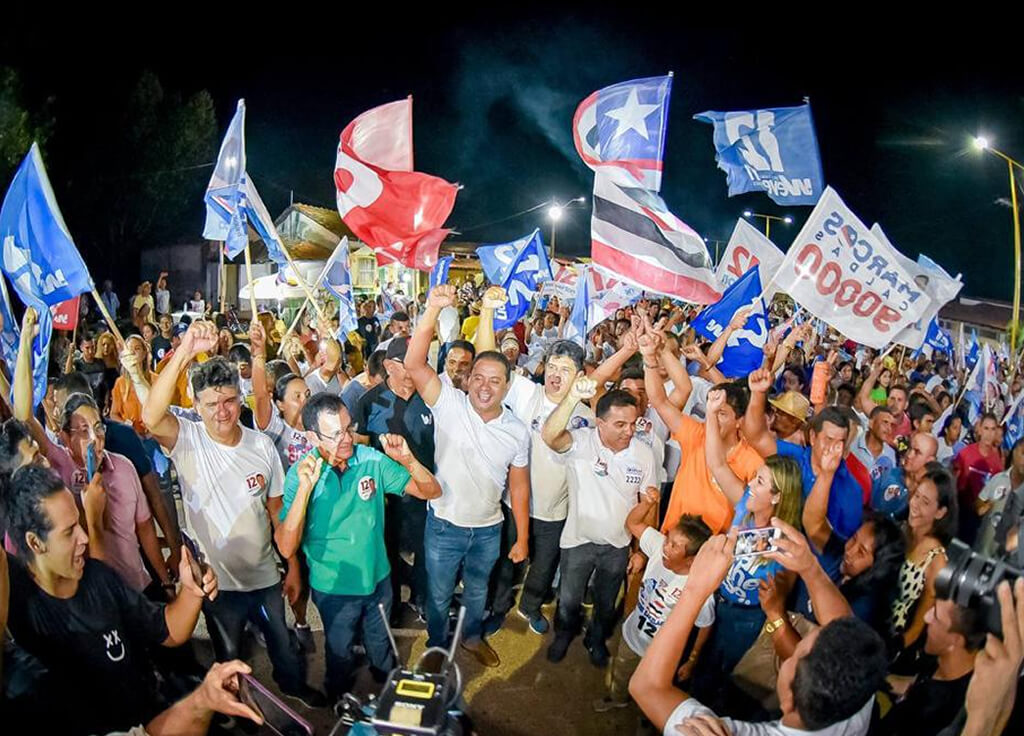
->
xmin=630 ymin=531 xmax=736 ymax=730
xmin=275 ymin=455 xmax=323 ymax=559
xmin=704 ymin=306 xmax=751 ymax=371
xmin=142 ymin=322 xmax=219 ymax=450
xmin=590 ymin=330 xmax=638 ymax=388
xmin=249 ymin=322 xmax=273 ymax=430
xmin=163 ymin=545 xmax=218 ymax=646
xmin=407 ymin=287 xmax=452 ymax=406
xmin=542 ymin=374 xmax=594 ymax=453
xmin=12 ymin=308 xmax=54 ymax=453
xmin=640 ymin=332 xmax=684 ymax=435
xmin=742 ymin=367 xmax=779 ymax=458
xmin=856 ymin=357 xmax=884 ymax=415
xmin=803 ymin=440 xmax=842 ymax=552
xmin=766 ymin=518 xmax=853 ymax=626
xmin=473 ymin=285 xmax=506 ymax=354
xmin=703 ymin=389 xmax=746 ymax=505
xmin=627 ymin=486 xmax=660 ymax=539
xmin=379 ymin=434 xmax=442 ymax=501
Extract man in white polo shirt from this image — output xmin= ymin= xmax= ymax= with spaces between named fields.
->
xmin=406 ymin=285 xmax=531 ymax=669
xmin=542 ymin=376 xmax=656 ymax=668
xmin=142 ymin=321 xmax=323 ymax=706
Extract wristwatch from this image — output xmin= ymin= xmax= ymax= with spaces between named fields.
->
xmin=764 ymin=617 xmax=786 ymax=634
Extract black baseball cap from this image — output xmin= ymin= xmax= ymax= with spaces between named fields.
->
xmin=385 ymin=337 xmax=408 ymax=362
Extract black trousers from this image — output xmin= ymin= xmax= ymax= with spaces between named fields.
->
xmin=554 ymin=542 xmax=629 ymax=644
xmin=488 ymin=505 xmax=565 ymax=617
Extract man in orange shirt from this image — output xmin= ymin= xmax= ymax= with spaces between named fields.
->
xmin=638 ymin=333 xmax=762 ymax=534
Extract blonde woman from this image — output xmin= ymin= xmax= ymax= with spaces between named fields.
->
xmin=111 ymin=335 xmax=157 ymax=434
xmin=690 ymin=387 xmax=804 ymax=707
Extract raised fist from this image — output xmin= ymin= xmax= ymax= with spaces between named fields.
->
xmin=428 ymin=285 xmax=457 ymax=310
xmin=482 ymin=286 xmax=508 ymax=310
xmin=748 ymin=367 xmax=773 ymax=394
xmin=569 ymin=375 xmax=598 ymax=402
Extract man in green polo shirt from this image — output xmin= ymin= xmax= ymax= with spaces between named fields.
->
xmin=275 ymin=393 xmax=441 ymax=701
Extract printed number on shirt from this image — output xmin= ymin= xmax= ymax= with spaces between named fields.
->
xmin=245 ymin=473 xmax=267 ymax=496
xmin=624 ymin=464 xmax=643 ymax=486
xmin=636 ymin=613 xmax=658 ymax=638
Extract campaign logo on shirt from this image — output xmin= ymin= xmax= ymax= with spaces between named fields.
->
xmin=624 ymin=464 xmax=643 ymax=486
xmin=421 ymin=414 xmax=432 ymax=426
xmin=593 ymin=459 xmax=609 ymax=477
xmin=358 ymin=476 xmax=377 ymax=500
xmin=245 ymin=473 xmax=267 ymax=497
xmin=569 ymin=415 xmax=589 ymax=430
xmin=883 ymin=484 xmax=903 ymax=502
xmin=103 ymin=629 xmax=126 ymax=662
xmin=635 ymin=417 xmax=653 ymax=434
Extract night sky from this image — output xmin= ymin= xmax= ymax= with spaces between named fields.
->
xmin=4 ymin=18 xmax=1023 ymax=300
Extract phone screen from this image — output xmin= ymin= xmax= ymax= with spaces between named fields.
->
xmin=237 ymin=674 xmax=313 ymax=736
xmin=735 ymin=527 xmax=781 ymax=558
xmin=180 ymin=533 xmax=208 ymax=593
xmin=86 ymin=443 xmax=97 ymax=479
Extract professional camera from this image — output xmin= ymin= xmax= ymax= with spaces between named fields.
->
xmin=935 ymin=529 xmax=1023 ymax=637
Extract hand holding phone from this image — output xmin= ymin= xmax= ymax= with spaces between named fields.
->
xmin=236 ymin=673 xmax=313 ymax=736
xmin=734 ymin=527 xmax=782 ymax=559
xmin=180 ymin=533 xmax=215 ymax=600
xmin=86 ymin=442 xmax=97 ymax=479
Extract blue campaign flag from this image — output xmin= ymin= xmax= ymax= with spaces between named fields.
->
xmin=476 ymin=229 xmax=552 ymax=330
xmin=430 ymin=255 xmax=453 ymax=291
xmin=564 ymin=264 xmax=591 ymax=347
xmin=0 ymin=144 xmax=91 ymax=408
xmin=243 ymin=176 xmax=288 ymax=266
xmin=967 ymin=329 xmax=980 ymax=370
xmin=924 ymin=318 xmax=953 ymax=355
xmin=0 ymin=144 xmax=93 ymax=306
xmin=691 ymin=265 xmax=768 ymax=378
xmin=318 ymin=237 xmax=358 ymax=335
xmin=693 ymin=104 xmax=824 ymax=206
xmin=1004 ymin=392 xmax=1024 ymax=449
xmin=0 ymin=274 xmax=19 ymax=368
xmin=574 ymin=75 xmax=673 ymax=192
xmin=203 ymin=100 xmax=248 ymax=258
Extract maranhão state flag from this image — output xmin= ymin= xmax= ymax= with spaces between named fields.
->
xmin=333 ymin=97 xmax=458 ymax=270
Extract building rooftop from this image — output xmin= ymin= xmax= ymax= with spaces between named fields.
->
xmin=939 ymin=297 xmax=1014 ymax=331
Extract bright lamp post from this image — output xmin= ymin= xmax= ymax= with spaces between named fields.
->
xmin=743 ymin=210 xmax=793 ymax=239
xmin=974 ymin=135 xmax=1024 ymax=351
xmin=548 ymin=197 xmax=586 ymax=261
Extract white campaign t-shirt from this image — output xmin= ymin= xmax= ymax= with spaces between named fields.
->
xmin=428 ymin=381 xmax=530 ymax=527
xmin=170 ymin=418 xmax=285 ymax=592
xmin=263 ymin=404 xmax=314 ymax=470
xmin=503 ymin=373 xmax=594 ymax=521
xmin=633 ymin=411 xmax=668 ymax=485
xmin=556 ymin=427 xmax=655 ymax=549
xmin=306 ymin=369 xmax=344 ymax=396
xmin=623 ymin=527 xmax=715 ymax=656
xmin=664 ymin=696 xmax=874 ymax=736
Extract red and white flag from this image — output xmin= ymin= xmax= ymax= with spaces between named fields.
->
xmin=334 ymin=98 xmax=458 ymax=270
xmin=50 ymin=295 xmax=80 ymax=331
xmin=590 ymin=171 xmax=721 ymax=303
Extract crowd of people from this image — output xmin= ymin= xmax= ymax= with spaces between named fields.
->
xmin=1 ymin=270 xmax=1023 ymax=736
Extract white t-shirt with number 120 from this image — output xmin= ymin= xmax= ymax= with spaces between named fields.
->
xmin=622 ymin=527 xmax=715 ymax=657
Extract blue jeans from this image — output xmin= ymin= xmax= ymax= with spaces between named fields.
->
xmin=691 ymin=595 xmax=765 ymax=709
xmin=312 ymin=578 xmax=395 ymax=699
xmin=424 ymin=508 xmax=502 ymax=647
xmin=202 ymin=582 xmax=306 ymax=694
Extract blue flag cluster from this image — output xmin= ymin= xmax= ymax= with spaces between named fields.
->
xmin=691 ymin=265 xmax=768 ymax=378
xmin=694 ymin=104 xmax=824 ymax=206
xmin=0 ymin=144 xmax=92 ymax=407
xmin=319 ymin=238 xmax=358 ymax=337
xmin=564 ymin=265 xmax=591 ymax=346
xmin=476 ymin=229 xmax=552 ymax=330
xmin=924 ymin=318 xmax=953 ymax=355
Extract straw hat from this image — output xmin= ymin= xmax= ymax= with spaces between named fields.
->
xmin=768 ymin=391 xmax=810 ymax=421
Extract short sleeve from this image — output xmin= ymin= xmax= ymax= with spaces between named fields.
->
xmin=264 ymin=437 xmax=286 ymax=499
xmin=559 ymin=428 xmax=590 ymax=461
xmin=638 ymin=447 xmax=656 ymax=491
xmin=169 ymin=415 xmax=198 ymax=460
xmin=512 ymin=425 xmax=530 ymax=468
xmin=428 ymin=378 xmax=460 ymax=414
xmin=126 ymin=461 xmax=152 ymax=524
xmin=696 ymin=595 xmax=716 ymax=628
xmin=663 ymin=698 xmax=719 ymax=735
xmin=639 ymin=527 xmax=664 ymax=558
xmin=263 ymin=407 xmax=285 ymax=441
xmin=774 ymin=439 xmax=803 ymax=461
xmin=280 ymin=460 xmax=301 ymax=521
xmin=378 ymin=452 xmax=413 ymax=496
xmin=671 ymin=414 xmax=703 ymax=451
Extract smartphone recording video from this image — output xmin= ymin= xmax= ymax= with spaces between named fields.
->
xmin=734 ymin=527 xmax=781 ymax=559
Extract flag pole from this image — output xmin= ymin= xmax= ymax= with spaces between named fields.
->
xmin=281 ymin=248 xmax=327 ymax=322
xmin=282 ymin=299 xmax=309 ymax=342
xmin=218 ymin=243 xmax=227 ymax=315
xmin=243 ymin=245 xmax=259 ymax=322
xmin=64 ymin=316 xmax=79 ymax=374
xmin=90 ymin=286 xmax=124 ymax=345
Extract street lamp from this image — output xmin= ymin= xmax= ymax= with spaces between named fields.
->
xmin=548 ymin=197 xmax=586 ymax=260
xmin=743 ymin=210 xmax=794 ymax=239
xmin=973 ymin=135 xmax=1024 ymax=351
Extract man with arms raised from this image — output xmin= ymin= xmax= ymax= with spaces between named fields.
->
xmin=405 ymin=285 xmax=531 ymax=668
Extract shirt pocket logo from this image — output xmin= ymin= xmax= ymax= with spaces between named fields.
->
xmin=358 ymin=476 xmax=377 ymax=501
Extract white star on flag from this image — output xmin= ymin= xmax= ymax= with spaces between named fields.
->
xmin=604 ymin=88 xmax=660 ymax=141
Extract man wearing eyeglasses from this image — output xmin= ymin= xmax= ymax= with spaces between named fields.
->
xmin=142 ymin=321 xmax=324 ymax=708
xmin=276 ymin=392 xmax=441 ymax=702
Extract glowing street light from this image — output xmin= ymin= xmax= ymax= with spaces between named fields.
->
xmin=547 ymin=205 xmax=564 ymax=222
xmin=743 ymin=211 xmax=794 ymax=239
xmin=972 ymin=134 xmax=1024 ymax=352
xmin=547 ymin=197 xmax=587 ymax=260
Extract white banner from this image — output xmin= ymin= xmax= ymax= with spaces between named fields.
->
xmin=774 ymin=187 xmax=933 ymax=349
xmin=716 ymin=218 xmax=785 ymax=298
xmin=540 ymin=263 xmax=578 ymax=300
xmin=871 ymin=224 xmax=963 ymax=350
